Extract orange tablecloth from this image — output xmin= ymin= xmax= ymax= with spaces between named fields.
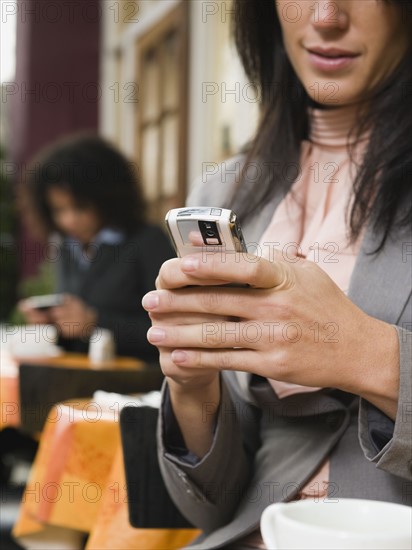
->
xmin=0 ymin=350 xmax=145 ymax=432
xmin=1 ymin=350 xmax=163 ymax=435
xmin=13 ymin=400 xmax=200 ymax=549
xmin=0 ymin=351 xmax=20 ymax=429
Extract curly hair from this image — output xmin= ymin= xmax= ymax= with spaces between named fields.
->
xmin=26 ymin=134 xmax=147 ymax=236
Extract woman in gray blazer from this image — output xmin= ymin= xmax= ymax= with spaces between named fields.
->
xmin=20 ymin=135 xmax=174 ymax=361
xmin=144 ymin=1 xmax=411 ymax=547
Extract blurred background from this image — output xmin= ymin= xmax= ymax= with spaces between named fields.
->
xmin=0 ymin=4 xmax=259 ymax=547
xmin=0 ymin=0 xmax=259 ymax=323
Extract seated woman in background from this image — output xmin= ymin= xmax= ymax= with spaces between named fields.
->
xmin=19 ymin=135 xmax=174 ymax=361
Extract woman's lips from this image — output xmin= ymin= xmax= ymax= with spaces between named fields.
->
xmin=306 ymin=48 xmax=360 ymax=72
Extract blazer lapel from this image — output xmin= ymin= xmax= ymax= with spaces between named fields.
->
xmin=348 ymin=225 xmax=412 ymax=325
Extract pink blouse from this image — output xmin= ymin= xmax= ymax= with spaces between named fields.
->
xmin=260 ymin=104 xmax=367 ymax=400
xmin=243 ymin=106 xmax=368 ymax=549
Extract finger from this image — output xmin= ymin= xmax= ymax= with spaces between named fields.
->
xmin=143 ymin=287 xmax=265 ymax=318
xmin=169 ymin=347 xmax=258 ymax=372
xmin=179 ymin=253 xmax=295 ymax=290
xmin=157 ymin=348 xmax=219 ymax=387
xmin=18 ymin=300 xmax=30 ymax=313
xmin=147 ymin=321 xmax=264 ymax=350
xmin=28 ymin=312 xmax=49 ymax=324
xmin=157 ymin=258 xmax=233 ymax=290
xmin=65 ymin=294 xmax=82 ymax=306
xmin=49 ymin=308 xmax=66 ymax=322
xmin=58 ymin=325 xmax=71 ymax=338
xmin=188 ymin=231 xmax=204 ymax=246
xmin=149 ymin=311 xmax=230 ymax=326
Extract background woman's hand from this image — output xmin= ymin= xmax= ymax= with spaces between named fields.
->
xmin=18 ymin=299 xmax=52 ymax=325
xmin=49 ymin=295 xmax=97 ymax=339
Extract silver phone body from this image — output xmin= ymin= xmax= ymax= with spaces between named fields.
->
xmin=165 ymin=207 xmax=247 ymax=257
xmin=25 ymin=293 xmax=64 ymax=310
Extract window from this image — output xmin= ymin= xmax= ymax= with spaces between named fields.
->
xmin=137 ymin=2 xmax=189 ymax=221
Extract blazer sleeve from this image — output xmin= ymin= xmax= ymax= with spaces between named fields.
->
xmin=157 ymin=376 xmax=256 ymax=532
xmin=358 ymin=326 xmax=412 ymax=480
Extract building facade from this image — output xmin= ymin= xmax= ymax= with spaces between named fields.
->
xmin=100 ymin=0 xmax=258 ymax=221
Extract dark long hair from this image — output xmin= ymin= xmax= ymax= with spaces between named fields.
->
xmin=26 ymin=134 xmax=147 ymax=236
xmin=231 ymin=0 xmax=412 ymax=249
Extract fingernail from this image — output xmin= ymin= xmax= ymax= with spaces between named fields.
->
xmin=181 ymin=256 xmax=199 ymax=272
xmin=147 ymin=327 xmax=166 ymax=343
xmin=142 ymin=293 xmax=159 ymax=310
xmin=171 ymin=350 xmax=187 ymax=363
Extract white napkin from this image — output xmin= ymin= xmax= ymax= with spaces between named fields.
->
xmin=91 ymin=390 xmax=161 ymax=422
xmin=1 ymin=324 xmax=62 ymax=359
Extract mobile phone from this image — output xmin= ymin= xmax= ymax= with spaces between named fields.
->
xmin=165 ymin=207 xmax=247 ymax=257
xmin=25 ymin=293 xmax=64 ymax=311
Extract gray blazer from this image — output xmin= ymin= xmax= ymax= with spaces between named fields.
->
xmin=157 ymin=157 xmax=412 ymax=549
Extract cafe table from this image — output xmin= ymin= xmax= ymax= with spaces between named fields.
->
xmin=12 ymin=396 xmax=200 ymax=549
xmin=0 ymin=335 xmax=199 ymax=549
xmin=1 ymin=346 xmax=164 ymax=434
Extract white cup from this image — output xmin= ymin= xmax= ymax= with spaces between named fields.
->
xmin=260 ymin=498 xmax=412 ymax=549
xmin=89 ymin=328 xmax=116 ymax=365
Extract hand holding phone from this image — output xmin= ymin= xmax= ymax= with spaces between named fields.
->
xmin=18 ymin=295 xmax=60 ymax=325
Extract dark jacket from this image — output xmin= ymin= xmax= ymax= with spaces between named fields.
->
xmin=56 ymin=224 xmax=174 ymax=361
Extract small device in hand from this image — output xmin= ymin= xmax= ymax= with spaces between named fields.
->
xmin=25 ymin=294 xmax=64 ymax=311
xmin=165 ymin=207 xmax=247 ymax=257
